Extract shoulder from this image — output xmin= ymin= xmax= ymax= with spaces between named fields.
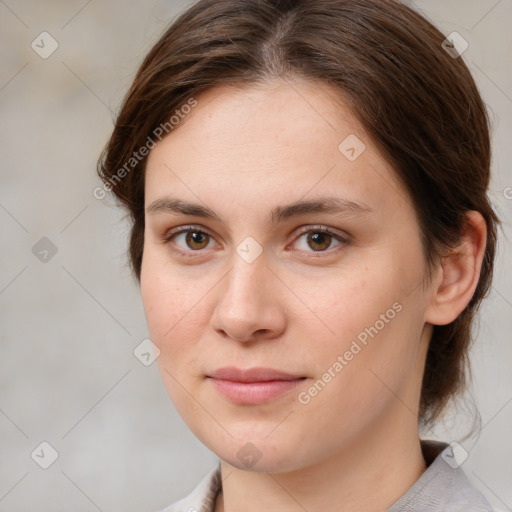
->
xmin=153 ymin=464 xmax=221 ymax=512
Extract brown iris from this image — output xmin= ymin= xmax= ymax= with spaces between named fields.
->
xmin=307 ymin=232 xmax=332 ymax=251
xmin=185 ymin=231 xmax=210 ymax=250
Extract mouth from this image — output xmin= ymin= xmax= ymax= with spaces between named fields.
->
xmin=206 ymin=366 xmax=307 ymax=405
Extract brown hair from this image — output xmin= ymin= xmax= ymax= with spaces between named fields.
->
xmin=97 ymin=0 xmax=500 ymax=426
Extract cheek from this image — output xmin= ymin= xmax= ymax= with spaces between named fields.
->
xmin=285 ymin=260 xmax=400 ymax=350
xmin=298 ymin=310 xmax=421 ymax=449
xmin=140 ymin=257 xmax=210 ymax=417
xmin=140 ymin=251 xmax=204 ymax=364
xmin=291 ymin=260 xmax=423 ymax=410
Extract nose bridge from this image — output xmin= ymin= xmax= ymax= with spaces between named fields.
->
xmin=211 ymin=242 xmax=285 ymax=341
xmin=220 ymin=230 xmax=266 ymax=293
xmin=222 ymin=245 xmax=268 ymax=309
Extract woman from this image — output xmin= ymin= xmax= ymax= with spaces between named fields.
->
xmin=97 ymin=0 xmax=501 ymax=510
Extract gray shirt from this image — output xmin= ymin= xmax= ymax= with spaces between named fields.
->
xmin=156 ymin=440 xmax=496 ymax=511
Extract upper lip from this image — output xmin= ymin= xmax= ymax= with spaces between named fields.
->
xmin=208 ymin=366 xmax=305 ymax=382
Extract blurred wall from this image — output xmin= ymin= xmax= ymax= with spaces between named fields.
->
xmin=1 ymin=1 xmax=511 ymax=511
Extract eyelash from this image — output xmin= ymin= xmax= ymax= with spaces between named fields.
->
xmin=162 ymin=224 xmax=350 ymax=258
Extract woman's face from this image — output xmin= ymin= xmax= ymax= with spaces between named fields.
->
xmin=141 ymin=79 xmax=434 ymax=472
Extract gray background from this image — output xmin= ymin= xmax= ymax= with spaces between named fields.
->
xmin=0 ymin=1 xmax=511 ymax=511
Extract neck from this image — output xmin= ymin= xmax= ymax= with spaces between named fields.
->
xmin=215 ymin=411 xmax=426 ymax=512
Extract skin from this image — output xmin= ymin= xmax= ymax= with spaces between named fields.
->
xmin=140 ymin=78 xmax=487 ymax=512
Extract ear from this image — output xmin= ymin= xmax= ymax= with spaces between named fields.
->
xmin=425 ymin=211 xmax=487 ymax=326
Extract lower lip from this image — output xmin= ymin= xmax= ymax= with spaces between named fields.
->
xmin=208 ymin=377 xmax=306 ymax=404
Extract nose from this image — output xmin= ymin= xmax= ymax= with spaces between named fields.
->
xmin=210 ymin=252 xmax=287 ymax=343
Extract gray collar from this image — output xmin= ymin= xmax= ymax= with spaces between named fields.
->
xmin=387 ymin=440 xmax=493 ymax=511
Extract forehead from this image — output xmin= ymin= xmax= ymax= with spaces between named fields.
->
xmin=144 ymin=80 xmax=410 ymax=218
xmin=162 ymin=79 xmax=364 ymax=156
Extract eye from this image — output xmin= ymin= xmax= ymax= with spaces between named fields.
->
xmin=164 ymin=226 xmax=216 ymax=254
xmin=292 ymin=226 xmax=348 ymax=253
xmin=163 ymin=224 xmax=349 ymax=257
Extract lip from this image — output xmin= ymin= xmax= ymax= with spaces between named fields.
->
xmin=207 ymin=366 xmax=307 ymax=405
xmin=209 ymin=366 xmax=304 ymax=382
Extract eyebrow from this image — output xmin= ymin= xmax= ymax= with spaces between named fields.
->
xmin=146 ymin=196 xmax=374 ymax=225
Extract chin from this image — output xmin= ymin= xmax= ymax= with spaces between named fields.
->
xmin=206 ymin=433 xmax=310 ymax=474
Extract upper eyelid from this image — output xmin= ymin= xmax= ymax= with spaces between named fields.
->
xmin=165 ymin=223 xmax=347 ymax=237
xmin=165 ymin=224 xmax=217 ymax=241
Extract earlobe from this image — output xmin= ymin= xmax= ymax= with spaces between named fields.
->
xmin=425 ymin=211 xmax=487 ymax=326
